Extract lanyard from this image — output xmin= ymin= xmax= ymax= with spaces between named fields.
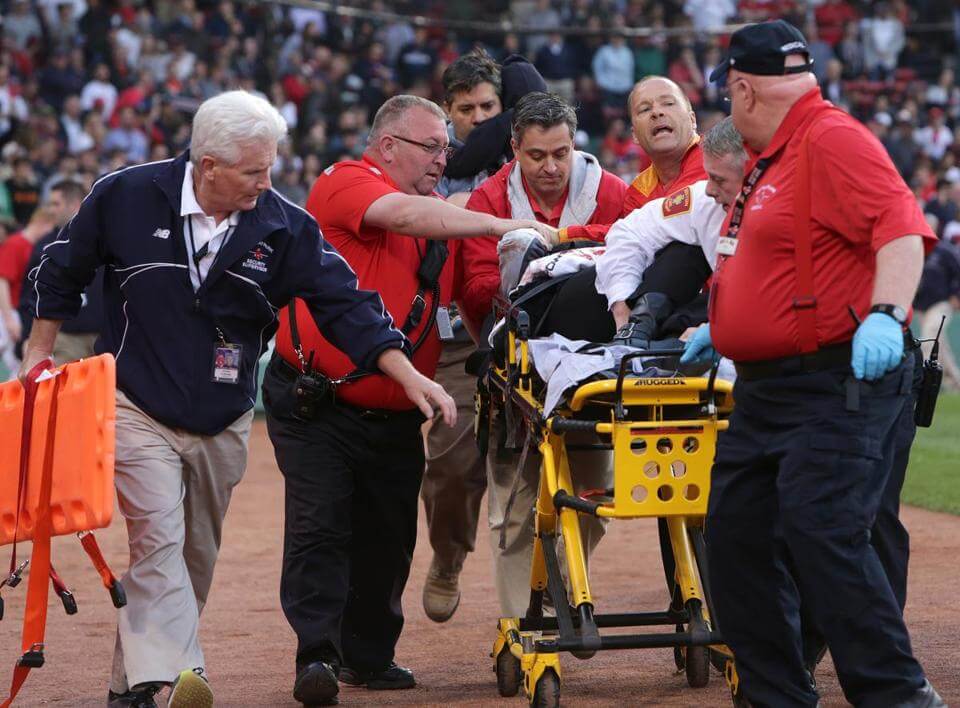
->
xmin=724 ymin=156 xmax=773 ymax=241
xmin=186 ymin=215 xmax=235 ymax=291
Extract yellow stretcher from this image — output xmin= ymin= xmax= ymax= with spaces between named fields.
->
xmin=481 ymin=307 xmax=745 ymax=707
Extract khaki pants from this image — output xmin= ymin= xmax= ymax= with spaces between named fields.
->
xmin=110 ymin=391 xmax=253 ymax=691
xmin=52 ymin=331 xmax=98 ymax=363
xmin=919 ymin=301 xmax=960 ymax=387
xmin=487 ymin=428 xmax=612 ymax=618
xmin=421 ymin=340 xmax=487 ymax=572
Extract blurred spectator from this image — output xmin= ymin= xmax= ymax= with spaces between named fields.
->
xmin=3 ymin=0 xmax=43 ymax=51
xmin=805 ymin=22 xmax=835 ymax=84
xmin=914 ymin=107 xmax=954 ymax=161
xmin=821 ymin=58 xmax=848 ymax=107
xmin=0 ymin=205 xmax=57 ymax=348
xmin=520 ymin=0 xmax=562 ymax=59
xmin=863 ymin=2 xmax=905 ymax=80
xmin=884 ymin=110 xmax=920 ymax=177
xmin=634 ymin=24 xmax=668 ymax=80
xmin=593 ymin=22 xmax=634 ymax=118
xmin=914 ymin=236 xmax=960 ymax=390
xmin=39 ymin=49 xmax=85 ymax=113
xmin=5 ymin=157 xmax=40 ymax=226
xmin=1 ymin=65 xmax=29 ymax=147
xmin=815 ymin=0 xmax=859 ymax=46
xmin=535 ymin=32 xmax=578 ymax=104
xmin=102 ymin=106 xmax=149 ymax=164
xmin=683 ymin=0 xmax=737 ymax=32
xmin=396 ymin=28 xmax=437 ymax=89
xmin=80 ymin=63 xmax=118 ymax=121
xmin=924 ymin=178 xmax=959 ymax=234
xmin=836 ymin=21 xmax=866 ymax=78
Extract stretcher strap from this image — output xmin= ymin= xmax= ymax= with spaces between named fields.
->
xmin=792 ymin=121 xmax=819 ymax=354
xmin=499 ymin=433 xmax=533 ymax=551
xmin=5 ymin=365 xmax=43 ymax=585
xmin=78 ymin=532 xmax=118 ymax=590
xmin=2 ymin=362 xmax=62 ymax=708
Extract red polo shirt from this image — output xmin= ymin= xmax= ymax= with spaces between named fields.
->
xmin=459 ymin=158 xmax=626 ymax=328
xmin=0 ymin=232 xmax=35 ymax=306
xmin=274 ymin=156 xmax=460 ymax=410
xmin=711 ymin=89 xmax=936 ymax=362
xmin=622 ymin=139 xmax=707 ymax=216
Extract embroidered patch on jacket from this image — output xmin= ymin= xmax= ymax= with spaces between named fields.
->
xmin=662 ymin=186 xmax=692 ymax=219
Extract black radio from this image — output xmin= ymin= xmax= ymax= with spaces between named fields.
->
xmin=914 ymin=317 xmax=945 ymax=428
xmin=293 ymin=369 xmax=335 ymax=422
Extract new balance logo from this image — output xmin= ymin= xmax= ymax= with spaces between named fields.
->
xmin=152 ymin=228 xmax=171 ymax=239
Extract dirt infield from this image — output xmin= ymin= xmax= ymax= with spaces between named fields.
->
xmin=3 ymin=419 xmax=959 ymax=707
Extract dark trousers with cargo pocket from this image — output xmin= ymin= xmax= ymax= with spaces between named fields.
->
xmin=262 ymin=359 xmax=425 ymax=676
xmin=707 ymin=358 xmax=928 ymax=708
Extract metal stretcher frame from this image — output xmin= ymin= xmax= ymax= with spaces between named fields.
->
xmin=483 ymin=303 xmax=746 ymax=707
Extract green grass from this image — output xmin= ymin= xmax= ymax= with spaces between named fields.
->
xmin=903 ymin=392 xmax=960 ymax=515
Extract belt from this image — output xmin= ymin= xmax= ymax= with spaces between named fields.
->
xmin=268 ymin=355 xmax=421 ymax=421
xmin=734 ymin=342 xmax=853 ymax=381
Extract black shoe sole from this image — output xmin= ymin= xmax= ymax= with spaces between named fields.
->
xmin=294 ymin=664 xmax=339 ymax=706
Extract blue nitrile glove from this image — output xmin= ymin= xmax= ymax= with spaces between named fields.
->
xmin=851 ymin=312 xmax=904 ymax=381
xmin=679 ymin=324 xmax=718 ymax=366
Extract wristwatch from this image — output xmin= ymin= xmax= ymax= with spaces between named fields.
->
xmin=869 ymin=303 xmax=908 ymax=325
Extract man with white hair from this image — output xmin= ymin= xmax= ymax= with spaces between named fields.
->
xmin=23 ymin=90 xmax=454 ymax=708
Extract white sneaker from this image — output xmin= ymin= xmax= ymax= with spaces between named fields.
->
xmin=167 ymin=668 xmax=213 ymax=708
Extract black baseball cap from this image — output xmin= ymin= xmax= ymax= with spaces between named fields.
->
xmin=710 ymin=20 xmax=813 ymax=86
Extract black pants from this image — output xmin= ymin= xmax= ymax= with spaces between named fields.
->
xmin=262 ymin=360 xmax=426 ymax=674
xmin=708 ymin=359 xmax=926 ymax=707
xmin=798 ymin=346 xmax=922 ymax=665
xmin=539 ymin=242 xmax=712 ymax=341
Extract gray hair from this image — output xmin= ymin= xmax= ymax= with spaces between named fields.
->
xmin=369 ymin=95 xmax=447 ymax=143
xmin=190 ymin=90 xmax=287 ymax=166
xmin=702 ymin=116 xmax=746 ymax=159
xmin=511 ymin=92 xmax=577 ymax=144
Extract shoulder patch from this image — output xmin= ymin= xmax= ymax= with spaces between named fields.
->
xmin=662 ymin=187 xmax=692 ymax=219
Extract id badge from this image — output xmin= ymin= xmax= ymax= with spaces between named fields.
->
xmin=212 ymin=343 xmax=242 ymax=384
xmin=717 ymin=236 xmax=739 ymax=256
xmin=436 ymin=306 xmax=454 ymax=341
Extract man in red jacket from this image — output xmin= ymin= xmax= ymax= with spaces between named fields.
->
xmin=460 ymin=91 xmax=625 ymax=616
xmin=460 ymin=91 xmax=626 ymax=330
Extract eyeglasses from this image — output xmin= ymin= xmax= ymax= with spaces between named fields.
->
xmin=721 ymin=77 xmax=752 ymax=104
xmin=390 ymin=135 xmax=455 ymax=160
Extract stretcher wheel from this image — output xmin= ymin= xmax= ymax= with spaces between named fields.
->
xmin=685 ymin=645 xmax=710 ymax=688
xmin=532 ymin=669 xmax=560 ymax=708
xmin=495 ymin=648 xmax=522 ymax=697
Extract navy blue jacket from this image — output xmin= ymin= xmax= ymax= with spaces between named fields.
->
xmin=33 ymin=152 xmax=405 ymax=435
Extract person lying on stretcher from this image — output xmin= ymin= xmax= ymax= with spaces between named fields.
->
xmin=494 ymin=117 xmax=747 ymax=356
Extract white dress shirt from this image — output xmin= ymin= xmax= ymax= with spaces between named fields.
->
xmin=181 ymin=162 xmax=240 ymax=292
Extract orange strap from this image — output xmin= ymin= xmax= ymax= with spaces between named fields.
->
xmin=2 ymin=362 xmax=62 ymax=708
xmin=78 ymin=532 xmax=117 ymax=590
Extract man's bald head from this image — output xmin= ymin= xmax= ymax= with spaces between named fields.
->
xmin=628 ymin=76 xmax=697 ymax=167
xmin=728 ymin=54 xmax=818 ymax=151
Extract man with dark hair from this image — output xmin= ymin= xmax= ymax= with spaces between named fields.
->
xmin=440 ymin=53 xmax=548 ymax=201
xmin=460 ymin=91 xmax=626 ymax=616
xmin=420 ymin=51 xmax=549 ymax=624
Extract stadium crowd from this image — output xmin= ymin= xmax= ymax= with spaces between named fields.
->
xmin=0 ymin=1 xmax=959 ymax=358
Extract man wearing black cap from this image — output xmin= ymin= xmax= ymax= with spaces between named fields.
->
xmin=681 ymin=19 xmax=944 ymax=708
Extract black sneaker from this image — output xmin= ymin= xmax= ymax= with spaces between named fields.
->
xmin=293 ymin=660 xmax=339 ymax=706
xmin=339 ymin=663 xmax=415 ymax=690
xmin=106 ymin=682 xmax=163 ymax=708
